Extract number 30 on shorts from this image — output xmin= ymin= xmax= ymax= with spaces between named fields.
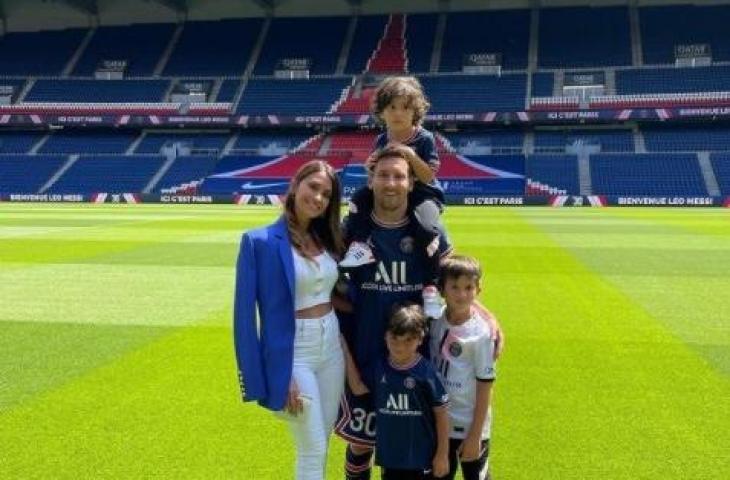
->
xmin=349 ymin=408 xmax=376 ymax=437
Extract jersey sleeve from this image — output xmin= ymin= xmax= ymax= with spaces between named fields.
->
xmin=424 ymin=363 xmax=449 ymax=407
xmin=374 ymin=132 xmax=387 ymax=150
xmin=436 ymin=227 xmax=453 ymax=259
xmin=418 ymin=130 xmax=440 ymax=175
xmin=473 ymin=321 xmax=497 ymax=382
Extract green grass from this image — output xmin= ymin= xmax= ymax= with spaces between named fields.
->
xmin=1 ymin=203 xmax=728 ymax=479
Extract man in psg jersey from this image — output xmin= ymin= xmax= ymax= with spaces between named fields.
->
xmin=336 ymin=145 xmax=452 ymax=479
xmin=336 ymin=145 xmax=503 ymax=480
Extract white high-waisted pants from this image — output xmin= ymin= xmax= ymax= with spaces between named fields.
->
xmin=283 ymin=310 xmax=345 ymax=480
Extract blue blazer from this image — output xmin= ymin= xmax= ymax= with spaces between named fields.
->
xmin=234 ymin=216 xmax=296 ymax=411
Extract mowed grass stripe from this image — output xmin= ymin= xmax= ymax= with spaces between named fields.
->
xmin=0 ymin=322 xmax=348 ymax=479
xmin=0 ymin=321 xmax=178 ymax=412
xmin=1 ymin=205 xmax=728 ymax=479
xmin=0 ymin=263 xmax=233 ymax=327
xmin=520 ymin=208 xmax=730 ymax=378
xmin=447 ymin=208 xmax=729 ymax=479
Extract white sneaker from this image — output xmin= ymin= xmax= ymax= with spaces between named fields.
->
xmin=422 ymin=285 xmax=443 ymax=319
xmin=339 ymin=241 xmax=376 ymax=268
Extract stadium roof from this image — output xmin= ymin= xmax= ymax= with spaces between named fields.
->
xmin=2 ymin=0 xmax=730 ymax=32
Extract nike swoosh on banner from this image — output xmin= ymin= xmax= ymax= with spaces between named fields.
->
xmin=239 ymin=181 xmax=289 ymax=190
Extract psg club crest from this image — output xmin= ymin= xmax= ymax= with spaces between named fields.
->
xmin=404 ymin=377 xmax=416 ymax=389
xmin=448 ymin=341 xmax=463 ymax=358
xmin=400 ymin=236 xmax=414 ymax=254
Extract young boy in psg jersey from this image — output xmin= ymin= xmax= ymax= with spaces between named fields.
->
xmin=375 ymin=303 xmax=450 ymax=480
xmin=430 ymin=256 xmax=496 ymax=480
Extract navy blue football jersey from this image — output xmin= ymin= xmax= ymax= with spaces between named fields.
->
xmin=347 ymin=216 xmax=451 ymax=389
xmin=374 ymin=355 xmax=448 ymax=470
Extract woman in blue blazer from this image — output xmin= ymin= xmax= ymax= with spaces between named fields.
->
xmin=234 ymin=159 xmax=346 ymax=480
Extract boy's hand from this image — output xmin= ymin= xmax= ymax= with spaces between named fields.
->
xmin=458 ymin=435 xmax=482 ymax=462
xmin=364 ymin=152 xmax=377 ymax=171
xmin=432 ymin=451 xmax=449 ymax=478
xmin=386 ymin=142 xmax=417 ymax=162
xmin=349 ymin=378 xmax=370 ymax=396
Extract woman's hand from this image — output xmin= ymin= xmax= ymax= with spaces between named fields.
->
xmin=284 ymin=379 xmax=303 ymax=416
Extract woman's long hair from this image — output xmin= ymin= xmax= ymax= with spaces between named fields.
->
xmin=283 ymin=159 xmax=344 ymax=258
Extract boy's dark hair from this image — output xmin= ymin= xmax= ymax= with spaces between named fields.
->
xmin=387 ymin=302 xmax=427 ymax=338
xmin=438 ymin=255 xmax=482 ymax=291
xmin=371 ymin=76 xmax=430 ymax=126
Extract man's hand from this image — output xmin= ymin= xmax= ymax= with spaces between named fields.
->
xmin=432 ymin=451 xmax=449 ymax=478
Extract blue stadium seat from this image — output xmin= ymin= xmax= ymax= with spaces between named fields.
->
xmin=643 ymin=126 xmax=730 ymax=152
xmin=0 ymin=132 xmax=44 ymax=154
xmin=590 ymin=153 xmax=707 ymax=195
xmin=0 ymin=155 xmax=67 ymax=193
xmin=419 ymin=74 xmax=526 ymax=112
xmin=440 ymin=10 xmax=529 ymax=71
xmin=73 ymin=24 xmax=176 ymax=77
xmin=255 ymin=17 xmax=348 ymax=75
xmin=154 ymin=156 xmax=219 ymax=192
xmin=534 ymin=130 xmax=634 ymax=153
xmin=0 ymin=29 xmax=86 ymax=75
xmin=538 ymin=7 xmax=631 ymax=68
xmin=641 ymin=5 xmax=730 ymax=65
xmin=532 ymin=72 xmax=554 ymax=97
xmin=404 ymin=14 xmax=438 ymax=73
xmin=49 ymin=155 xmax=165 ymax=193
xmin=135 ymin=133 xmax=230 ymax=154
xmin=527 ymin=155 xmax=580 ymax=194
xmin=345 ymin=15 xmax=388 ymax=74
xmin=163 ymin=19 xmax=262 ymax=76
xmin=236 ymin=78 xmax=350 ymax=115
xmin=616 ymin=66 xmax=730 ymax=94
xmin=26 ymin=79 xmax=169 ymax=103
xmin=710 ymin=154 xmax=730 ymax=195
xmin=40 ymin=131 xmax=138 ymax=154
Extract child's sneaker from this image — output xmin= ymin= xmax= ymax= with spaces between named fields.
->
xmin=339 ymin=241 xmax=376 ymax=268
xmin=422 ymin=285 xmax=442 ymax=319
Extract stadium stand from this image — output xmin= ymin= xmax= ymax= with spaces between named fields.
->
xmin=25 ymin=80 xmax=170 ymax=103
xmin=237 ymin=78 xmax=350 ymax=115
xmin=72 ymin=24 xmax=176 ymax=77
xmin=710 ymin=154 xmax=730 ymax=195
xmin=163 ymin=19 xmax=262 ymax=76
xmin=404 ymin=14 xmax=438 ymax=73
xmin=640 ymin=5 xmax=730 ymax=65
xmin=534 ymin=130 xmax=634 ymax=153
xmin=538 ymin=6 xmax=631 ymax=68
xmin=0 ymin=29 xmax=86 ymax=75
xmin=440 ymin=10 xmax=529 ymax=71
xmin=0 ymin=132 xmax=45 ymax=154
xmin=345 ymin=15 xmax=389 ymax=74
xmin=0 ymin=155 xmax=68 ymax=192
xmin=49 ymin=155 xmax=166 ymax=193
xmin=40 ymin=131 xmax=138 ymax=154
xmin=526 ymin=155 xmax=580 ymax=195
xmin=590 ymin=154 xmax=708 ymax=196
xmin=254 ymin=17 xmax=348 ymax=75
xmin=1 ymin=4 xmax=730 ymax=199
xmin=135 ymin=132 xmax=230 ymax=155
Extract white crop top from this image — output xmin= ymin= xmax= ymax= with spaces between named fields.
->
xmin=292 ymin=247 xmax=338 ymax=311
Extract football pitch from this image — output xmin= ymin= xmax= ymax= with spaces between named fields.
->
xmin=1 ymin=203 xmax=728 ymax=479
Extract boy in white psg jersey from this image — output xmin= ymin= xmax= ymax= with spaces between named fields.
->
xmin=429 ymin=255 xmax=496 ymax=480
